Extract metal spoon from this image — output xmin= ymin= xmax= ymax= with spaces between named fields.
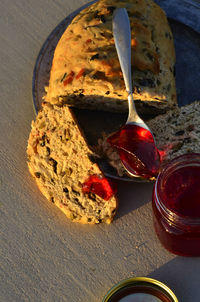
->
xmin=109 ymin=8 xmax=159 ymax=179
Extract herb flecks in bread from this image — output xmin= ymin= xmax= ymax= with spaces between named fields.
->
xmin=148 ymin=101 xmax=200 ymax=161
xmin=45 ymin=0 xmax=177 ymax=114
xmin=27 ymin=103 xmax=117 ymax=224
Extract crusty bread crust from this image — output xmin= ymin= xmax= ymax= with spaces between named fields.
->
xmin=45 ymin=0 xmax=177 ymax=114
xmin=27 ymin=102 xmax=117 ymax=224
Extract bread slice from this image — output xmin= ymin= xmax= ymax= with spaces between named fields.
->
xmin=148 ymin=100 xmax=200 ymax=163
xmin=27 ymin=102 xmax=117 ymax=224
xmin=45 ymin=0 xmax=177 ymax=115
xmin=98 ymin=101 xmax=200 ymax=177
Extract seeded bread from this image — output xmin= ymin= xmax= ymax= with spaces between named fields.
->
xmin=45 ymin=0 xmax=177 ymax=115
xmin=27 ymin=102 xmax=117 ymax=224
xmin=98 ymin=101 xmax=200 ymax=177
xmin=148 ymin=100 xmax=200 ymax=162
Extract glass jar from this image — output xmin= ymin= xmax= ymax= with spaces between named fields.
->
xmin=152 ymin=153 xmax=200 ymax=256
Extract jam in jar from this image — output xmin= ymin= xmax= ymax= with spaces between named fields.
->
xmin=152 ymin=153 xmax=200 ymax=256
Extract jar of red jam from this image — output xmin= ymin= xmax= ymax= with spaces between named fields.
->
xmin=152 ymin=153 xmax=200 ymax=256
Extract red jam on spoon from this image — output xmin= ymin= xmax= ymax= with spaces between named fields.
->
xmin=107 ymin=124 xmax=160 ymax=179
xmin=82 ymin=175 xmax=117 ymax=200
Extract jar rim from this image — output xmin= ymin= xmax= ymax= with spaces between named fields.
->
xmin=102 ymin=277 xmax=178 ymax=302
xmin=155 ymin=153 xmax=200 ymax=226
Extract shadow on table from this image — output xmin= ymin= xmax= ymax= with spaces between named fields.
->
xmin=114 ymin=180 xmax=154 ymax=220
xmin=148 ymin=256 xmax=200 ymax=302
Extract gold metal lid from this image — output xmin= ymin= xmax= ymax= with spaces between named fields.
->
xmin=102 ymin=277 xmax=178 ymax=302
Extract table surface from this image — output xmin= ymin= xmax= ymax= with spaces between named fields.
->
xmin=1 ymin=1 xmax=200 ymax=301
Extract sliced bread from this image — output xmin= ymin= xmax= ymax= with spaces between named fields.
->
xmin=27 ymin=102 xmax=117 ymax=224
xmin=148 ymin=100 xmax=200 ymax=162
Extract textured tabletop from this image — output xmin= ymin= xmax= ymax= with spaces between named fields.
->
xmin=1 ymin=1 xmax=200 ymax=301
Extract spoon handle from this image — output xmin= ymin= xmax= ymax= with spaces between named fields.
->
xmin=113 ymin=8 xmax=132 ymax=94
xmin=113 ymin=8 xmax=142 ymax=124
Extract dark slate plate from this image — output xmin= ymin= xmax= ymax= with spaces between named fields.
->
xmin=32 ymin=0 xmax=200 ymax=181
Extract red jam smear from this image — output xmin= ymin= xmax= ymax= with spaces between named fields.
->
xmin=152 ymin=163 xmax=200 ymax=256
xmin=82 ymin=175 xmax=117 ymax=201
xmin=107 ymin=124 xmax=160 ymax=179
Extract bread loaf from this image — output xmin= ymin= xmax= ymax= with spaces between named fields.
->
xmin=45 ymin=0 xmax=177 ymax=115
xmin=27 ymin=102 xmax=117 ymax=224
